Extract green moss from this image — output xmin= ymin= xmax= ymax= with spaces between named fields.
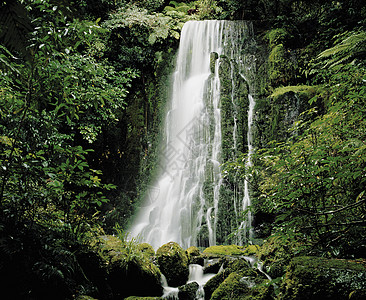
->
xmin=257 ymin=236 xmax=298 ymax=279
xmin=204 ymin=257 xmax=261 ymax=299
xmin=271 ymin=85 xmax=318 ymax=100
xmin=242 ymin=245 xmax=260 ymax=256
xmin=244 ymin=280 xmax=274 ymax=300
xmin=227 ymin=259 xmax=257 ymax=277
xmin=156 ymin=242 xmax=189 ymax=287
xmin=138 ymin=243 xmax=155 ymax=257
xmin=210 ymin=272 xmax=251 ymax=300
xmin=280 ymin=256 xmax=366 ymax=300
xmin=203 ymin=245 xmax=246 ymax=256
xmin=187 ymin=246 xmax=201 ymax=256
xmin=96 ymin=235 xmax=162 ymax=298
xmin=268 ymin=44 xmax=295 ymax=86
xmin=266 ymin=28 xmax=291 ymax=49
xmin=186 ymin=246 xmax=204 ymax=264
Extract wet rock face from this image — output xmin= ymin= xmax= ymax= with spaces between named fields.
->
xmin=156 ymin=241 xmax=189 ymax=287
xmin=280 ymin=256 xmax=366 ymax=300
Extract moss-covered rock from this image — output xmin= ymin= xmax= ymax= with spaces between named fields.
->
xmin=156 ymin=241 xmax=189 ymax=287
xmin=204 ymin=258 xmax=224 ymax=274
xmin=187 ymin=246 xmax=200 ymax=257
xmin=268 ymin=44 xmax=296 ymax=87
xmin=204 ymin=257 xmax=259 ymax=299
xmin=243 ymin=245 xmax=261 ymax=256
xmin=210 ymin=272 xmax=251 ymax=300
xmin=98 ymin=235 xmax=163 ymax=299
xmin=203 ymin=245 xmax=246 ymax=256
xmin=138 ymin=242 xmax=155 ymax=257
xmin=280 ymin=256 xmax=366 ymax=300
xmin=270 ymin=85 xmax=318 ymax=100
xmin=178 ymin=281 xmax=199 ymax=300
xmin=186 ymin=246 xmax=204 ymax=265
xmin=247 ymin=280 xmax=275 ymax=300
xmin=204 ymin=270 xmax=227 ymax=300
xmin=228 ymin=258 xmax=258 ymax=278
xmin=257 ymin=236 xmax=297 ymax=279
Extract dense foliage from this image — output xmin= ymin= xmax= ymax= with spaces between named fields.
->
xmin=227 ymin=15 xmax=366 ymax=257
xmin=0 ymin=0 xmax=365 ymax=298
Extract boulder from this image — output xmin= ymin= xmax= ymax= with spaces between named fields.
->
xmin=203 ymin=258 xmax=223 ymax=274
xmin=98 ymin=235 xmax=163 ymax=299
xmin=178 ymin=281 xmax=199 ymax=300
xmin=156 ymin=241 xmax=189 ymax=287
xmin=186 ymin=246 xmax=204 ymax=265
xmin=203 ymin=257 xmax=258 ymax=300
xmin=210 ymin=272 xmax=251 ymax=300
xmin=203 ymin=244 xmax=246 ymax=257
xmin=138 ymin=243 xmax=155 ymax=257
xmin=280 ymin=256 xmax=366 ymax=299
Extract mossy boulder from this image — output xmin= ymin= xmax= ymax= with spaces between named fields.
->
xmin=203 ymin=245 xmax=246 ymax=256
xmin=187 ymin=246 xmax=204 ymax=265
xmin=156 ymin=241 xmax=189 ymax=287
xmin=204 ymin=257 xmax=258 ymax=299
xmin=98 ymin=235 xmax=163 ymax=299
xmin=178 ymin=281 xmax=199 ymax=300
xmin=257 ymin=236 xmax=298 ymax=279
xmin=204 ymin=258 xmax=224 ymax=274
xmin=210 ymin=272 xmax=251 ymax=300
xmin=280 ymin=256 xmax=366 ymax=299
xmin=243 ymin=245 xmax=261 ymax=256
xmin=138 ymin=243 xmax=155 ymax=257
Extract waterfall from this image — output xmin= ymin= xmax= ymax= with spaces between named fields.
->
xmin=238 ymin=93 xmax=255 ymax=241
xmin=129 ymin=20 xmax=255 ymax=249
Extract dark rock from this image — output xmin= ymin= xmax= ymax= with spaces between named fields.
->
xmin=203 ymin=258 xmax=222 ymax=274
xmin=186 ymin=246 xmax=204 ymax=266
xmin=178 ymin=281 xmax=199 ymax=300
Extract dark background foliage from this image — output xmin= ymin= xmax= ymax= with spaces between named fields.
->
xmin=0 ymin=0 xmax=365 ymax=298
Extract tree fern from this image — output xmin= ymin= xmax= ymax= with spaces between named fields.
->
xmin=318 ymin=31 xmax=366 ymax=68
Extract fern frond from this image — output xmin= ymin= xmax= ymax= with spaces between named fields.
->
xmin=318 ymin=31 xmax=366 ymax=68
xmin=318 ymin=43 xmax=349 ymax=58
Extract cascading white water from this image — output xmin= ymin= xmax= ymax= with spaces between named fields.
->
xmin=238 ymin=93 xmax=255 ymax=241
xmin=219 ymin=22 xmax=256 ymax=244
xmin=129 ymin=20 xmax=225 ymax=249
xmin=129 ymin=20 xmax=256 ymax=249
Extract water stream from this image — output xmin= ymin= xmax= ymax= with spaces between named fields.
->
xmin=129 ymin=20 xmax=256 ymax=249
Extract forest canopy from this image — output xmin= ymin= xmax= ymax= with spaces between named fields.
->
xmin=0 ymin=0 xmax=365 ymax=299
